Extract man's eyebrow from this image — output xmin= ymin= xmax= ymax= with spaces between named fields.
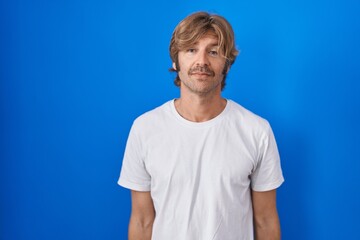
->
xmin=207 ymin=43 xmax=220 ymax=48
xmin=185 ymin=42 xmax=219 ymax=48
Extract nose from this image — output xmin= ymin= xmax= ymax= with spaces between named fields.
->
xmin=195 ymin=50 xmax=210 ymax=66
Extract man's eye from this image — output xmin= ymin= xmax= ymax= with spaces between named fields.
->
xmin=209 ymin=50 xmax=218 ymax=56
xmin=187 ymin=48 xmax=196 ymax=53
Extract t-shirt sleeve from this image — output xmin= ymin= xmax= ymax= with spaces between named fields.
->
xmin=118 ymin=122 xmax=151 ymax=192
xmin=251 ymin=122 xmax=284 ymax=192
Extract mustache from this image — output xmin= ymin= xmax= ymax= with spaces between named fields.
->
xmin=188 ymin=65 xmax=215 ymax=76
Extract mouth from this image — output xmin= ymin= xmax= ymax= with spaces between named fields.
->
xmin=190 ymin=73 xmax=213 ymax=81
xmin=191 ymin=72 xmax=212 ymax=76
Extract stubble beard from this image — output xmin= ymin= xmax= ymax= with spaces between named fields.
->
xmin=179 ymin=65 xmax=226 ymax=96
xmin=181 ymin=75 xmax=222 ymax=96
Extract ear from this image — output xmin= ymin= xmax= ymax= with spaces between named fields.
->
xmin=223 ymin=60 xmax=231 ymax=74
xmin=222 ymin=64 xmax=230 ymax=75
xmin=226 ymin=66 xmax=230 ymax=74
xmin=172 ymin=62 xmax=177 ymax=70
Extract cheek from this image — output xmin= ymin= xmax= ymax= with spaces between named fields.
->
xmin=178 ymin=60 xmax=191 ymax=74
xmin=214 ymin=62 xmax=227 ymax=75
xmin=178 ymin=70 xmax=189 ymax=80
xmin=177 ymin=65 xmax=187 ymax=79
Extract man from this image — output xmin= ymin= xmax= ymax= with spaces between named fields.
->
xmin=118 ymin=11 xmax=284 ymax=240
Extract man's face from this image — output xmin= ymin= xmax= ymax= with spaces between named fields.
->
xmin=174 ymin=33 xmax=228 ymax=95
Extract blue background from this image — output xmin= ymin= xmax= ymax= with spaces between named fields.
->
xmin=1 ymin=0 xmax=360 ymax=239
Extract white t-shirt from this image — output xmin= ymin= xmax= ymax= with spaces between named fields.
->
xmin=118 ymin=99 xmax=284 ymax=240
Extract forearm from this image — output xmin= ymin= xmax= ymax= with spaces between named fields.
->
xmin=128 ymin=216 xmax=154 ymax=240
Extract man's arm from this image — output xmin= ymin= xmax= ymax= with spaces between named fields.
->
xmin=128 ymin=190 xmax=155 ymax=240
xmin=252 ymin=189 xmax=281 ymax=240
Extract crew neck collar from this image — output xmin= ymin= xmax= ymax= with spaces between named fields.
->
xmin=169 ymin=99 xmax=231 ymax=128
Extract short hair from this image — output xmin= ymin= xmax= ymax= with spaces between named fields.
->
xmin=169 ymin=11 xmax=239 ymax=90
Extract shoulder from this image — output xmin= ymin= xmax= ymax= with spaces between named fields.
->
xmin=227 ymin=100 xmax=271 ymax=132
xmin=131 ymin=100 xmax=174 ymax=133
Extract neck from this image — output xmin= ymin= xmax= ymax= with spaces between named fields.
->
xmin=175 ymin=92 xmax=227 ymax=122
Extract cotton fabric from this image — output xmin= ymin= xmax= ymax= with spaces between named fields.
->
xmin=118 ymin=99 xmax=284 ymax=240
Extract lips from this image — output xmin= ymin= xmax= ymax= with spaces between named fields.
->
xmin=191 ymin=72 xmax=212 ymax=76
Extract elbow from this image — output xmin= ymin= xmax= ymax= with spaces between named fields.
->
xmin=129 ymin=214 xmax=155 ymax=231
xmin=134 ymin=217 xmax=154 ymax=230
xmin=128 ymin=215 xmax=155 ymax=240
xmin=254 ymin=215 xmax=281 ymax=240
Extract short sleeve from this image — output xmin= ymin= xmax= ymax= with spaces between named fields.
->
xmin=118 ymin=122 xmax=151 ymax=191
xmin=251 ymin=122 xmax=284 ymax=192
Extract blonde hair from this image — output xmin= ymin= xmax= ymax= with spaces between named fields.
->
xmin=169 ymin=11 xmax=239 ymax=90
